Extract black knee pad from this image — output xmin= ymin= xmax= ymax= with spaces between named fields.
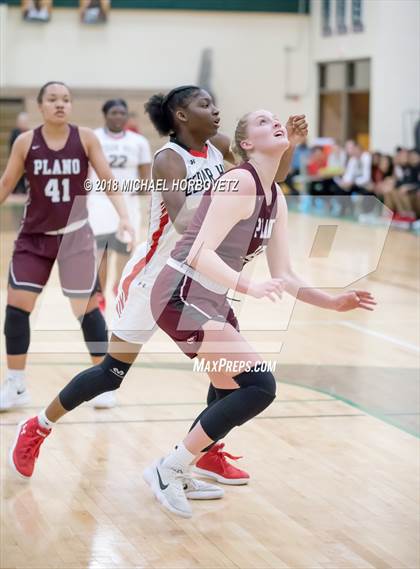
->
xmin=59 ymin=355 xmax=131 ymax=411
xmin=78 ymin=308 xmax=108 ymax=357
xmin=200 ymin=368 xmax=276 ymax=441
xmin=4 ymin=305 xmax=30 ymax=355
xmin=234 ymin=368 xmax=277 ymax=400
xmin=228 ymin=368 xmax=276 ymax=426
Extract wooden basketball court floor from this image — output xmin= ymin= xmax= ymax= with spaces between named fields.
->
xmin=1 ymin=204 xmax=419 ymax=569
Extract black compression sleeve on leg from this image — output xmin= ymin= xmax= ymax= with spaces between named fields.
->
xmin=206 ymin=383 xmax=217 ymax=405
xmin=59 ymin=355 xmax=131 ymax=411
xmin=190 ymin=387 xmax=237 ymax=433
xmin=191 ymin=387 xmax=239 ymax=451
xmin=214 ymin=387 xmax=237 ymax=399
xmin=4 ymin=305 xmax=30 ymax=355
xmin=78 ymin=308 xmax=108 ymax=357
xmin=198 ymin=369 xmax=276 ymax=442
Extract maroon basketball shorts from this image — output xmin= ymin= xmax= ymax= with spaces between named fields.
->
xmin=151 ymin=264 xmax=239 ymax=359
xmin=9 ymin=223 xmax=97 ymax=297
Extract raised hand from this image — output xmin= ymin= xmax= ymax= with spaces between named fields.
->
xmin=285 ymin=114 xmax=308 ymax=146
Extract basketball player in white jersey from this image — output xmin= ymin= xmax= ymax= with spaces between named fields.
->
xmin=11 ymin=86 xmax=308 ymax=489
xmin=87 ymin=99 xmax=151 ymax=315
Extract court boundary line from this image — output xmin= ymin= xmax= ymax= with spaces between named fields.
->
xmin=1 ymin=360 xmax=417 ymax=438
xmin=3 ymin=397 xmax=336 ymax=411
xmin=339 ymin=320 xmax=420 ymax=353
xmin=281 ymin=380 xmax=419 ymax=439
xmin=0 ymin=413 xmax=366 ymax=427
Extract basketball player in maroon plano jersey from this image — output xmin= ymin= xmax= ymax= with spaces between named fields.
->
xmin=0 ymin=81 xmax=134 ymax=412
xmin=141 ymin=109 xmax=377 ymax=517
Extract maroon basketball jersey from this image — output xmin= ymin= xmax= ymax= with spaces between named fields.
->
xmin=172 ymin=161 xmax=278 ymax=272
xmin=22 ymin=124 xmax=89 ymax=233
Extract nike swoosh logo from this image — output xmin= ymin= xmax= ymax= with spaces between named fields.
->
xmin=16 ymin=390 xmax=25 ymax=395
xmin=156 ymin=467 xmax=169 ymax=490
xmin=32 ymin=145 xmax=40 ymax=150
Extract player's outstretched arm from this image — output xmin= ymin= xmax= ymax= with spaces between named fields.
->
xmin=266 ymin=189 xmax=377 ymax=311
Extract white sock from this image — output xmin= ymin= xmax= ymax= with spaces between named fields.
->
xmin=162 ymin=442 xmax=196 ymax=471
xmin=7 ymin=369 xmax=25 ymax=389
xmin=38 ymin=409 xmax=54 ymax=430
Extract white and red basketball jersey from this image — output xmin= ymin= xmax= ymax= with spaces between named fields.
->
xmin=141 ymin=138 xmax=224 ymax=277
xmin=113 ymin=138 xmax=225 ymax=340
xmin=88 ymin=128 xmax=151 ymax=237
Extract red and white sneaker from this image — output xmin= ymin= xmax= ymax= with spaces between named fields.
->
xmin=193 ymin=443 xmax=250 ymax=485
xmin=97 ymin=292 xmax=106 ymax=314
xmin=9 ymin=417 xmax=51 ymax=479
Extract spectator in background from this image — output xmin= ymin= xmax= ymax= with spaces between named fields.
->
xmin=327 ymin=142 xmax=346 ymax=174
xmin=370 ymin=154 xmax=394 ymax=197
xmin=284 ymin=139 xmax=310 ymax=196
xmin=291 ymin=139 xmax=310 ymax=174
xmin=385 ymin=148 xmax=420 ymax=220
xmin=23 ymin=0 xmax=51 ymax=22
xmin=393 ymin=147 xmax=408 ymax=171
xmin=415 ymin=119 xmax=420 ymax=154
xmin=339 ymin=140 xmax=372 ymax=193
xmin=306 ymin=144 xmax=348 ymax=212
xmin=9 ymin=112 xmax=29 ymax=195
xmin=9 ymin=112 xmax=29 ymax=148
xmin=80 ymin=0 xmax=108 ymax=24
xmin=370 ymin=151 xmax=382 ymax=182
xmin=327 ymin=140 xmax=373 ymax=216
xmin=307 ymin=146 xmax=329 ymax=194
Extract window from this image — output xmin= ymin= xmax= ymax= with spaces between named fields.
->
xmin=354 ymin=60 xmax=370 ymax=89
xmin=318 ymin=60 xmax=370 ymax=147
xmin=325 ymin=62 xmax=346 ymax=90
xmin=352 ymin=0 xmax=363 ymax=32
xmin=322 ymin=0 xmax=332 ymax=36
xmin=336 ymin=0 xmax=347 ymax=34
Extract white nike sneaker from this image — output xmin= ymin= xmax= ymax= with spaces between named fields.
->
xmin=89 ymin=391 xmax=117 ymax=409
xmin=181 ymin=476 xmax=224 ymax=500
xmin=142 ymin=458 xmax=192 ymax=518
xmin=0 ymin=379 xmax=30 ymax=412
xmin=143 ymin=462 xmax=224 ymax=500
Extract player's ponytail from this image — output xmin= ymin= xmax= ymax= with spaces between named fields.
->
xmin=145 ymin=85 xmax=200 ymax=137
xmin=144 ymin=93 xmax=172 ymax=136
xmin=234 ymin=113 xmax=251 ymax=162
